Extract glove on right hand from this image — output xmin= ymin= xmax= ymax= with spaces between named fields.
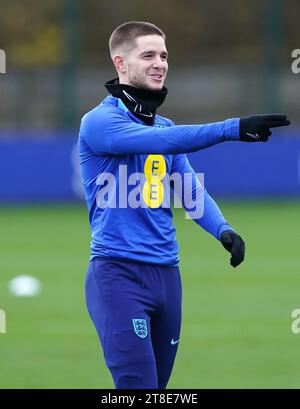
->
xmin=239 ymin=114 xmax=290 ymax=142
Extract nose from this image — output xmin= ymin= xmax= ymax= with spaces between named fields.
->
xmin=152 ymin=57 xmax=165 ymax=69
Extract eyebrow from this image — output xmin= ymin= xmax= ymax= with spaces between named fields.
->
xmin=139 ymin=50 xmax=168 ymax=57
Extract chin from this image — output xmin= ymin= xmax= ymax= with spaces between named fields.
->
xmin=146 ymin=82 xmax=164 ymax=91
xmin=131 ymin=79 xmax=164 ymax=92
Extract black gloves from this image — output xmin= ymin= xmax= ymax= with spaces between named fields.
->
xmin=220 ymin=230 xmax=245 ymax=268
xmin=239 ymin=114 xmax=290 ymax=142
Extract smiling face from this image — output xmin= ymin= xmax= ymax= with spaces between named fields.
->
xmin=113 ymin=35 xmax=168 ymax=91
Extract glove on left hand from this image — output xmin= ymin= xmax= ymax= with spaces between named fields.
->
xmin=239 ymin=113 xmax=290 ymax=142
xmin=220 ymin=230 xmax=245 ymax=268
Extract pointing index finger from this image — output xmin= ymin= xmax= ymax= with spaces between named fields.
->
xmin=263 ymin=114 xmax=291 ymax=128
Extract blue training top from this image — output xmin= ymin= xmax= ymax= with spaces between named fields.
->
xmin=78 ymin=95 xmax=240 ymax=265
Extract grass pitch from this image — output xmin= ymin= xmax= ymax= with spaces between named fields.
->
xmin=0 ymin=201 xmax=299 ymax=388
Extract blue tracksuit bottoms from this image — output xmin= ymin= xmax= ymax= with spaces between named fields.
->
xmin=85 ymin=257 xmax=182 ymax=389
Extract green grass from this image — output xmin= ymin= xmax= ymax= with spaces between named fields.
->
xmin=0 ymin=201 xmax=299 ymax=388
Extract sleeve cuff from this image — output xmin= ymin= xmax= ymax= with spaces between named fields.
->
xmin=224 ymin=118 xmax=240 ymax=141
xmin=217 ymin=223 xmax=235 ymax=240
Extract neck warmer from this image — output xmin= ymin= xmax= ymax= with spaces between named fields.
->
xmin=105 ymin=78 xmax=168 ymax=125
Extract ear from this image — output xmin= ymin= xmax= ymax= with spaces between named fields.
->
xmin=113 ymin=55 xmax=126 ymax=74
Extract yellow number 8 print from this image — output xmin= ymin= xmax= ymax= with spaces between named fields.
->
xmin=142 ymin=155 xmax=166 ymax=208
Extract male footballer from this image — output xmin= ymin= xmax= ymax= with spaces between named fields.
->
xmin=78 ymin=21 xmax=290 ymax=389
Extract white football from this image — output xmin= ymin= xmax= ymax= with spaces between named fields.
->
xmin=8 ymin=275 xmax=42 ymax=297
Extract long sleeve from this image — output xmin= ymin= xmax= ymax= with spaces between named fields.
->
xmin=170 ymin=153 xmax=234 ymax=240
xmin=80 ymin=105 xmax=240 ymax=156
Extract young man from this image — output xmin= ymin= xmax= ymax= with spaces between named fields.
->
xmin=78 ymin=21 xmax=290 ymax=389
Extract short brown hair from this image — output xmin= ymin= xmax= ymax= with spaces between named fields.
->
xmin=109 ymin=21 xmax=166 ymax=57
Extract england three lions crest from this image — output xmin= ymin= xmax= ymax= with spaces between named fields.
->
xmin=132 ymin=318 xmax=148 ymax=338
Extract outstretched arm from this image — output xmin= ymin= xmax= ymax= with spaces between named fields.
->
xmin=80 ymin=106 xmax=290 ymax=156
